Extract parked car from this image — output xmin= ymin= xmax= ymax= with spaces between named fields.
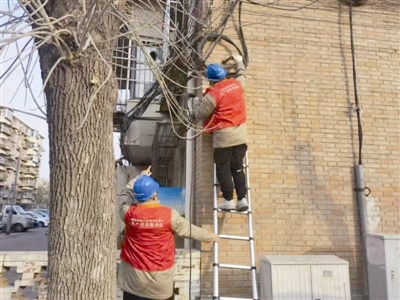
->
xmin=31 ymin=209 xmax=49 ymax=216
xmin=26 ymin=211 xmax=49 ymax=227
xmin=32 ymin=210 xmax=49 ymax=219
xmin=0 ymin=205 xmax=34 ymax=232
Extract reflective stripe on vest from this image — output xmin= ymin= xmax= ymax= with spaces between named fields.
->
xmin=204 ymin=79 xmax=246 ymax=133
xmin=120 ymin=204 xmax=175 ymax=272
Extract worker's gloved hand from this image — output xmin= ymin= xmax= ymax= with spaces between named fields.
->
xmin=192 ymin=96 xmax=200 ymax=104
xmin=205 ymin=233 xmax=220 ymax=243
xmin=234 ymin=55 xmax=243 ymax=63
xmin=125 ymin=166 xmax=151 ymax=190
xmin=141 ymin=165 xmax=152 ymax=176
xmin=191 ymin=96 xmax=200 ymax=110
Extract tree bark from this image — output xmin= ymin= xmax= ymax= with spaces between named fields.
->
xmin=34 ymin=0 xmax=125 ymax=298
xmin=44 ymin=58 xmax=117 ymax=299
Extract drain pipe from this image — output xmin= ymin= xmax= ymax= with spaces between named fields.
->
xmin=184 ymin=103 xmax=194 ymax=249
xmin=348 ymin=1 xmax=369 ymax=298
xmin=355 ymin=166 xmax=370 ymax=298
xmin=184 ymin=73 xmax=196 ymax=249
xmin=162 ymin=0 xmax=171 ymax=61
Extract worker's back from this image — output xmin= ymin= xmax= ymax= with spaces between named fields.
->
xmin=121 ymin=203 xmax=175 ymax=272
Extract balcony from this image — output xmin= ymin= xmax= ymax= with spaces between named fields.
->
xmin=19 ymin=180 xmax=36 ymax=188
xmin=0 ymin=138 xmax=12 ymax=150
xmin=0 ymin=114 xmax=11 ymax=126
xmin=0 ymin=250 xmax=200 ymax=300
xmin=0 ymin=125 xmax=12 ymax=136
xmin=0 ymin=173 xmax=6 ymax=182
xmin=25 ymin=142 xmax=35 ymax=149
xmin=20 ymin=167 xmax=37 ymax=175
xmin=25 ymin=168 xmax=37 ymax=175
xmin=0 ymin=189 xmax=9 ymax=197
xmin=20 ymin=173 xmax=36 ymax=179
xmin=5 ymin=160 xmax=16 ymax=171
xmin=19 ymin=198 xmax=33 ymax=204
xmin=20 ymin=192 xmax=35 ymax=199
xmin=0 ymin=157 xmax=9 ymax=166
xmin=21 ymin=160 xmax=37 ymax=167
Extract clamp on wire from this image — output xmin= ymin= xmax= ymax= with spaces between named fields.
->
xmin=186 ymin=94 xmax=197 ymax=131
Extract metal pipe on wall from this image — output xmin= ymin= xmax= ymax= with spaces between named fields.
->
xmin=184 ymin=0 xmax=203 ymax=250
xmin=162 ymin=0 xmax=171 ymax=62
xmin=355 ymin=165 xmax=370 ymax=299
xmin=185 ymin=72 xmax=202 ymax=300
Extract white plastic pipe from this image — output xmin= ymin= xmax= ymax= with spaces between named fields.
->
xmin=162 ymin=0 xmax=171 ymax=63
xmin=184 ymin=74 xmax=195 ymax=249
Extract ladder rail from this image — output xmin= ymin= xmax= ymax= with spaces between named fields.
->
xmin=213 ymin=163 xmax=220 ymax=298
xmin=244 ymin=152 xmax=258 ymax=299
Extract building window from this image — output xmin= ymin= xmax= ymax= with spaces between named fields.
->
xmin=0 ymin=187 xmax=7 ymax=196
xmin=27 ymin=154 xmax=39 ymax=163
xmin=5 ymin=109 xmax=13 ymax=120
xmin=114 ymin=36 xmax=163 ymax=104
xmin=30 ymin=129 xmax=39 ymax=138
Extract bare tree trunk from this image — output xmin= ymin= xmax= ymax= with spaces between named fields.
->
xmin=44 ymin=58 xmax=117 ymax=299
xmin=33 ymin=0 xmax=125 ymax=298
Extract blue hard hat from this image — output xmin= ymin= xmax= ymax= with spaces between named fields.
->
xmin=133 ymin=175 xmax=160 ymax=202
xmin=206 ymin=64 xmax=227 ymax=82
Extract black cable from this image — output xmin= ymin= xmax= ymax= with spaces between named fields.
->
xmin=348 ymin=0 xmax=363 ymax=165
xmin=237 ymin=0 xmax=249 ymax=66
xmin=0 ymin=37 xmax=34 ymax=81
xmin=202 ymin=0 xmax=239 ymax=63
xmin=243 ymin=0 xmax=321 ymax=11
xmin=198 ymin=34 xmax=246 ymax=63
xmin=197 ymin=0 xmax=250 ymax=71
xmin=119 ymin=0 xmax=251 ymax=160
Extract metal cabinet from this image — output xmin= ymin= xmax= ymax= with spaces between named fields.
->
xmin=367 ymin=234 xmax=400 ymax=300
xmin=260 ymin=255 xmax=351 ymax=300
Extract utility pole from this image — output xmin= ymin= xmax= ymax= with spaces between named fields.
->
xmin=6 ymin=150 xmax=21 ymax=235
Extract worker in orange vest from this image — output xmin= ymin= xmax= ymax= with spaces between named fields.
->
xmin=193 ymin=55 xmax=249 ymax=212
xmin=118 ymin=168 xmax=219 ymax=300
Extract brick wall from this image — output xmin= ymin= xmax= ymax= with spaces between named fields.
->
xmin=195 ymin=0 xmax=399 ymax=298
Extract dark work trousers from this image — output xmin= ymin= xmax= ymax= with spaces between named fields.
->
xmin=213 ymin=143 xmax=248 ymax=201
xmin=123 ymin=291 xmax=174 ymax=300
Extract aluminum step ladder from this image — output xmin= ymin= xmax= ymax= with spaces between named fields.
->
xmin=212 ymin=152 xmax=258 ymax=300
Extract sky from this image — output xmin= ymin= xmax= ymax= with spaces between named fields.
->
xmin=1 ymin=38 xmax=122 ymax=181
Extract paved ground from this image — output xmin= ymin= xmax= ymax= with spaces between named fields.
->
xmin=0 ymin=227 xmax=48 ymax=299
xmin=0 ymin=227 xmax=48 ymax=251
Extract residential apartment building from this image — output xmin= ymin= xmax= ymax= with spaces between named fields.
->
xmin=0 ymin=108 xmax=44 ymax=206
xmin=114 ymin=1 xmax=399 ymax=299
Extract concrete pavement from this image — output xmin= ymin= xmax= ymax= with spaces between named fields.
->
xmin=0 ymin=227 xmax=48 ymax=299
xmin=0 ymin=227 xmax=48 ymax=251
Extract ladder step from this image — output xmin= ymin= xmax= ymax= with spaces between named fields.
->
xmin=219 ymin=234 xmax=250 ymax=241
xmin=217 ymin=208 xmax=250 ymax=215
xmin=220 ymin=297 xmax=255 ymax=300
xmin=219 ymin=263 xmax=252 ymax=270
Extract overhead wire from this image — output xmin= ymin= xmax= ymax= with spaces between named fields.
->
xmin=348 ymin=0 xmax=363 ymax=165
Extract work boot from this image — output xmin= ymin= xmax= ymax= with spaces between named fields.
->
xmin=218 ymin=199 xmax=236 ymax=211
xmin=236 ymin=198 xmax=249 ymax=212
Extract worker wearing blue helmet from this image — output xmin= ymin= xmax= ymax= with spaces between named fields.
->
xmin=118 ymin=167 xmax=218 ymax=300
xmin=193 ymin=55 xmax=249 ymax=212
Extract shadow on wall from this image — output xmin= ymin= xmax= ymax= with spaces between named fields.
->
xmin=280 ymin=4 xmax=365 ymax=298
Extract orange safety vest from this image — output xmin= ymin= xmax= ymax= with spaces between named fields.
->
xmin=203 ymin=79 xmax=246 ymax=133
xmin=120 ymin=203 xmax=175 ymax=272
